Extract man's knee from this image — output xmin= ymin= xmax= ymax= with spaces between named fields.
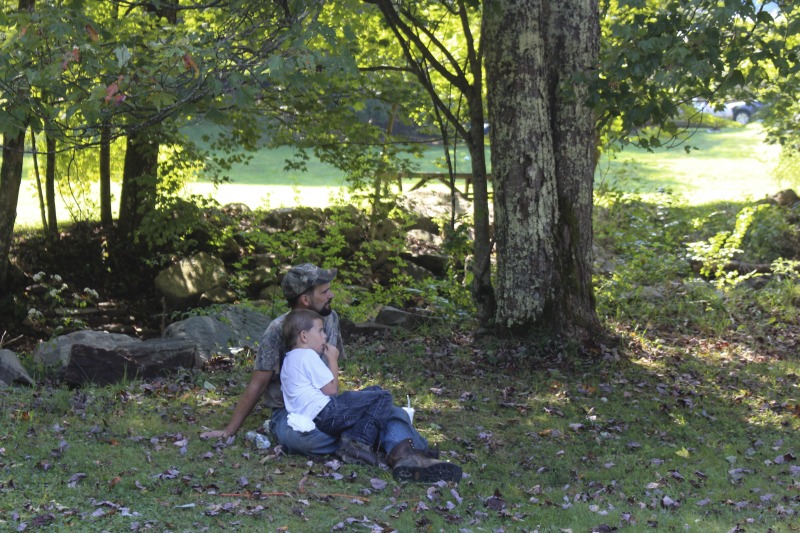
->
xmin=271 ymin=410 xmax=338 ymax=456
xmin=280 ymin=429 xmax=338 ymax=456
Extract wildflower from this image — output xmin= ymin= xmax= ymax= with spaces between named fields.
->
xmin=33 ymin=271 xmax=45 ymax=282
xmin=49 ymin=289 xmax=59 ymax=298
xmin=27 ymin=308 xmax=44 ymax=320
xmin=84 ymin=288 xmax=99 ymax=299
xmin=52 ymin=274 xmax=62 ymax=283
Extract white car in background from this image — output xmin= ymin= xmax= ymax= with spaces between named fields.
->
xmin=693 ymin=99 xmax=763 ymax=124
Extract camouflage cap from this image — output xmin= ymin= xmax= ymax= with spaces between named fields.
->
xmin=281 ymin=263 xmax=338 ymax=299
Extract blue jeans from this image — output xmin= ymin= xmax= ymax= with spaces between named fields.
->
xmin=313 ymin=389 xmax=392 ymax=447
xmin=269 ymin=387 xmax=428 ymax=455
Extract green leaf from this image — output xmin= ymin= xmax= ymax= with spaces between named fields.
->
xmin=756 ymin=11 xmax=773 ymax=24
xmin=268 ymin=55 xmax=284 ymax=77
xmin=149 ymin=91 xmax=176 ymax=111
xmin=205 ymin=106 xmax=227 ymax=124
xmin=719 ymin=69 xmax=745 ymax=92
xmin=115 ymin=45 xmax=132 ymax=68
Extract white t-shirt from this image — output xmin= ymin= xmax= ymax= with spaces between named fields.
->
xmin=254 ymin=310 xmax=342 ymax=409
xmin=280 ymin=347 xmax=333 ymax=420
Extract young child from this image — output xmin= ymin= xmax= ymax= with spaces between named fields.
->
xmin=280 ymin=308 xmax=393 ymax=466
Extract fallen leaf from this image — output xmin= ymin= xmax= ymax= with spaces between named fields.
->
xmin=67 ymin=473 xmax=86 ymax=488
xmin=484 ymin=489 xmax=506 ymax=511
xmin=661 ymin=495 xmax=679 ymax=508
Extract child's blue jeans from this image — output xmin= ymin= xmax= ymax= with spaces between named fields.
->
xmin=313 ymin=388 xmax=393 ymax=447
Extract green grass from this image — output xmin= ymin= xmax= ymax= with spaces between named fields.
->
xmin=596 ymin=124 xmax=782 ymax=204
xmin=2 ymin=327 xmax=797 ymax=532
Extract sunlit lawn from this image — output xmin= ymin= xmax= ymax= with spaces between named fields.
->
xmin=596 ymin=124 xmax=782 ymax=203
xmin=13 ymin=123 xmax=783 ymax=228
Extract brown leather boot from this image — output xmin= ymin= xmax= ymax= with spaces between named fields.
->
xmin=336 ymin=437 xmax=379 ymax=466
xmin=386 ymin=439 xmax=462 ymax=483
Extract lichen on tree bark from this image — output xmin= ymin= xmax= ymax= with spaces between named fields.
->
xmin=484 ymin=0 xmax=601 ymax=339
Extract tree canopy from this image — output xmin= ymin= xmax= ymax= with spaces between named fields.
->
xmin=2 ymin=0 xmax=798 ymax=340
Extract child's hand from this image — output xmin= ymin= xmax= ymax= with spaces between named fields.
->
xmin=322 ymin=343 xmax=339 ymax=362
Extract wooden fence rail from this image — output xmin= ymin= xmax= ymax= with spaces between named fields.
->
xmin=389 ymin=172 xmax=493 ymax=199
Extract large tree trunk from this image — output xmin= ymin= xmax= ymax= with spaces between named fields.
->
xmin=483 ymin=1 xmax=601 ymax=339
xmin=0 ymin=131 xmax=26 ymax=290
xmin=118 ymin=131 xmax=159 ymax=240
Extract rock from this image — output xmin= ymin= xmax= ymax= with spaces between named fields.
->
xmin=324 ymin=206 xmax=367 ymax=250
xmin=407 ymin=229 xmax=443 ymax=246
xmin=218 ymin=234 xmax=242 ymax=262
xmin=222 ymin=202 xmax=252 ymax=217
xmin=771 ymin=189 xmax=799 ymax=207
xmin=248 ymin=253 xmax=279 ymax=270
xmin=340 ymin=321 xmax=394 ymax=340
xmin=407 ymin=214 xmax=440 ymax=235
xmin=259 ymin=206 xmax=324 ymax=232
xmin=0 ymin=349 xmax=35 ymax=386
xmin=164 ymin=305 xmax=271 ymax=365
xmin=621 ymin=286 xmax=665 ymax=301
xmin=198 ymin=286 xmax=238 ymax=306
xmin=375 ymin=305 xmax=442 ymax=330
xmin=249 ymin=265 xmax=281 ymax=296
xmin=373 ymin=218 xmax=400 ymax=241
xmin=399 ymin=189 xmax=476 ymax=221
xmin=154 ymin=252 xmax=228 ymax=309
xmin=404 ymin=228 xmax=449 ymax=275
xmin=593 ymin=243 xmax=621 ymax=275
xmin=33 ymin=330 xmax=141 ymax=368
xmin=401 ymin=251 xmax=448 ymax=276
xmin=396 ymin=258 xmax=437 ymax=281
xmin=61 ymin=338 xmax=197 ymax=387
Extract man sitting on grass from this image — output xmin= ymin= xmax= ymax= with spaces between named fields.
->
xmin=201 ymin=263 xmax=462 ymax=483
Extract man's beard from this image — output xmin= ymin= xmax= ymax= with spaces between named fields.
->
xmin=316 ymin=301 xmax=333 ymax=316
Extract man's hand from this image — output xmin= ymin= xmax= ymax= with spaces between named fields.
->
xmin=200 ymin=429 xmax=231 ymax=440
xmin=198 ymin=370 xmax=273 ymax=443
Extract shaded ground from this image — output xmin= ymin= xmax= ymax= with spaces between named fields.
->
xmin=3 ymin=223 xmax=165 ymax=354
xmin=0 ymin=315 xmax=798 ymax=531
